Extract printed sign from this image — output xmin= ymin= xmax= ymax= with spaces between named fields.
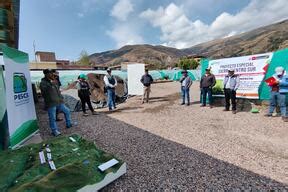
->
xmin=2 ymin=46 xmax=38 ymax=147
xmin=209 ymin=53 xmax=273 ymax=99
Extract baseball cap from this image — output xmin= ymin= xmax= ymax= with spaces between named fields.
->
xmin=43 ymin=69 xmax=52 ymax=75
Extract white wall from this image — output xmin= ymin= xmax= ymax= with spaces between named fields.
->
xmin=127 ymin=64 xmax=145 ymax=95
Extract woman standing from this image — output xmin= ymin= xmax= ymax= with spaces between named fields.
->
xmin=76 ymin=74 xmax=97 ymax=116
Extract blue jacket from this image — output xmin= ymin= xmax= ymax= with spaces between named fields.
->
xmin=279 ymin=75 xmax=288 ymax=93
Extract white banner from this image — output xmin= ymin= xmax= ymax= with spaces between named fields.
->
xmin=127 ymin=64 xmax=145 ymax=95
xmin=209 ymin=53 xmax=273 ymax=99
xmin=2 ymin=46 xmax=38 ymax=147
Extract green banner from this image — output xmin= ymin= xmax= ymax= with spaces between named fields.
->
xmin=0 ymin=66 xmax=9 ymax=150
xmin=259 ymin=48 xmax=288 ymax=100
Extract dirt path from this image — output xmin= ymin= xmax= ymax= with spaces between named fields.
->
xmin=106 ymin=81 xmax=288 ymax=185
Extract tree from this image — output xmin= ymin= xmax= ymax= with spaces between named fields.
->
xmin=178 ymin=57 xmax=199 ymax=69
xmin=78 ymin=50 xmax=90 ymax=66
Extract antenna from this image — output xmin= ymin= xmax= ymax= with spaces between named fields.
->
xmin=33 ymin=40 xmax=36 ymax=61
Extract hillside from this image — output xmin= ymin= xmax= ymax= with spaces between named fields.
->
xmin=89 ymin=44 xmax=186 ymax=67
xmin=89 ymin=20 xmax=288 ymax=66
xmin=183 ymin=19 xmax=288 ymax=59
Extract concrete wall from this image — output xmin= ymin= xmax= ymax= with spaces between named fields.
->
xmin=29 ymin=62 xmax=57 ymax=70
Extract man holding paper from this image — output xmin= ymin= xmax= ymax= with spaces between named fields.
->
xmin=265 ymin=67 xmax=288 ymax=122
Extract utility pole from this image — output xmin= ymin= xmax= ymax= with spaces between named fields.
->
xmin=33 ymin=40 xmax=36 ymax=61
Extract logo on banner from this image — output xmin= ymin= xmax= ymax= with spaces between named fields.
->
xmin=13 ymin=73 xmax=29 ymax=106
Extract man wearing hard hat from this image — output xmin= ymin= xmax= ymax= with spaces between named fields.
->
xmin=265 ymin=67 xmax=288 ymax=122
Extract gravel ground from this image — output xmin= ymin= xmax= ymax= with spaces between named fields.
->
xmin=37 ymin=81 xmax=288 ymax=190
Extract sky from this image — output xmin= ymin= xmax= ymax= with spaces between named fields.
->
xmin=19 ymin=0 xmax=288 ymax=61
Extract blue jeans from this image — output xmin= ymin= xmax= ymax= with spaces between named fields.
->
xmin=107 ymin=89 xmax=116 ymax=110
xmin=268 ymin=91 xmax=287 ymax=117
xmin=181 ymin=86 xmax=190 ymax=104
xmin=48 ymin=103 xmax=71 ymax=133
xmin=201 ymin=87 xmax=212 ymax=105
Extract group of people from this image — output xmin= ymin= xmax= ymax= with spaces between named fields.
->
xmin=144 ymin=67 xmax=287 ymax=120
xmin=179 ymin=68 xmax=240 ymax=114
xmin=40 ymin=66 xmax=288 ymax=136
xmin=186 ymin=67 xmax=288 ymax=120
xmin=40 ymin=68 xmax=118 ymax=136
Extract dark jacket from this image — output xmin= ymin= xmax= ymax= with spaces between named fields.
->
xmin=141 ymin=74 xmax=153 ymax=87
xmin=77 ymin=80 xmax=90 ymax=98
xmin=40 ymin=77 xmax=63 ymax=108
xmin=200 ymin=74 xmax=216 ymax=88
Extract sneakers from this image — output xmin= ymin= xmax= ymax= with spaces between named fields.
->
xmin=52 ymin=130 xmax=61 ymax=137
xmin=83 ymin=112 xmax=89 ymax=116
xmin=180 ymin=103 xmax=185 ymax=105
xmin=66 ymin=122 xmax=77 ymax=129
xmin=209 ymin=105 xmax=213 ymax=108
xmin=200 ymin=105 xmax=206 ymax=107
xmin=232 ymin=110 xmax=237 ymax=114
xmin=223 ymin=109 xmax=229 ymax=111
xmin=264 ymin=113 xmax=272 ymax=117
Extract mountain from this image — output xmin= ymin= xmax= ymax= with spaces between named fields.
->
xmin=183 ymin=19 xmax=288 ymax=59
xmin=89 ymin=44 xmax=186 ymax=67
xmin=89 ymin=20 xmax=288 ymax=66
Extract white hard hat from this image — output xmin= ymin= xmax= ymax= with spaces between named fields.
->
xmin=228 ymin=68 xmax=235 ymax=72
xmin=275 ymin=66 xmax=284 ymax=75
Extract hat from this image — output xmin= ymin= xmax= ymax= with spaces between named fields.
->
xmin=205 ymin=68 xmax=211 ymax=71
xmin=228 ymin=68 xmax=235 ymax=72
xmin=79 ymin=74 xmax=87 ymax=79
xmin=275 ymin=66 xmax=284 ymax=75
xmin=43 ymin=69 xmax=52 ymax=75
xmin=107 ymin=68 xmax=111 ymax=72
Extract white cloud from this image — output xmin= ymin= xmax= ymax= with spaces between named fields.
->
xmin=107 ymin=24 xmax=144 ymax=48
xmin=110 ymin=0 xmax=134 ymax=21
xmin=140 ymin=0 xmax=288 ymax=49
xmin=77 ymin=0 xmax=100 ymax=17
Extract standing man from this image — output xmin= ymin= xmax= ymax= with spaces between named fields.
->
xmin=278 ymin=67 xmax=288 ymax=122
xmin=180 ymin=70 xmax=192 ymax=106
xmin=140 ymin=69 xmax=154 ymax=104
xmin=200 ymin=68 xmax=216 ymax=108
xmin=265 ymin=67 xmax=288 ymax=122
xmin=40 ymin=69 xmax=73 ymax=136
xmin=223 ymin=69 xmax=240 ymax=114
xmin=76 ymin=74 xmax=97 ymax=116
xmin=104 ymin=68 xmax=117 ymax=111
xmin=265 ymin=67 xmax=285 ymax=117
xmin=51 ymin=69 xmax=62 ymax=121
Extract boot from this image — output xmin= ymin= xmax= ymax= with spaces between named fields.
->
xmin=282 ymin=117 xmax=288 ymax=122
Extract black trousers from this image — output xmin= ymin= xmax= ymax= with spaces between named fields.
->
xmin=79 ymin=94 xmax=94 ymax=113
xmin=224 ymin=88 xmax=236 ymax=111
